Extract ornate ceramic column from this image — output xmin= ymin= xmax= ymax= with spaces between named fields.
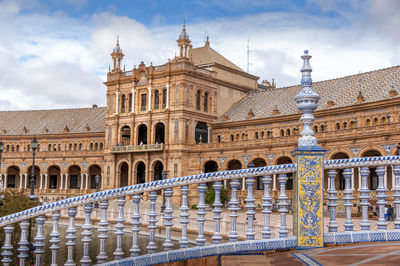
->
xmin=196 ymin=183 xmax=207 ymax=246
xmin=343 ymin=168 xmax=354 ymax=231
xmin=147 ymin=191 xmax=158 ymax=253
xmin=245 ymin=175 xmax=256 ymax=240
xmin=49 ymin=211 xmax=61 ymax=266
xmin=291 ymin=50 xmax=325 ymax=249
xmin=278 ymin=173 xmax=289 ymax=238
xmin=212 ymin=181 xmax=223 ymax=244
xmin=18 ymin=220 xmax=30 ymax=264
xmin=393 ymin=165 xmax=400 ymax=229
xmin=179 ymin=185 xmax=190 ymax=248
xmin=376 ymin=166 xmax=387 ymax=230
xmin=327 ymin=169 xmax=338 ymax=232
xmin=163 ymin=187 xmax=174 ymax=251
xmin=34 ymin=215 xmax=46 ymax=265
xmin=65 ymin=207 xmax=77 ymax=266
xmin=1 ymin=225 xmax=14 ymax=265
xmin=229 ymin=179 xmax=240 ymax=242
xmin=359 ymin=167 xmax=371 ymax=230
xmin=80 ymin=203 xmax=93 ymax=265
xmin=130 ymin=194 xmax=142 ymax=257
xmin=113 ymin=197 xmax=126 ymax=260
xmin=262 ymin=175 xmax=273 ymax=239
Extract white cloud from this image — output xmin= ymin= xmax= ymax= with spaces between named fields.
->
xmin=0 ymin=0 xmax=399 ymax=111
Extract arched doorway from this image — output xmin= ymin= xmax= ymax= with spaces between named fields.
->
xmin=6 ymin=166 xmax=20 ymax=188
xmin=120 ymin=162 xmax=129 ymax=187
xmin=362 ymin=150 xmax=382 ymax=190
xmin=120 ymin=125 xmax=131 ymax=146
xmin=250 ymin=158 xmax=267 ymax=190
xmin=88 ymin=164 xmax=102 ymax=189
xmin=153 ymin=161 xmax=163 ymax=181
xmin=48 ymin=165 xmax=60 ymax=189
xmin=276 ymin=157 xmax=293 ymax=190
xmin=138 ymin=124 xmax=148 ymax=145
xmin=331 ymin=152 xmax=350 ymax=190
xmin=137 ymin=162 xmax=146 ymax=184
xmin=195 ymin=122 xmax=208 ymax=143
xmin=27 ymin=166 xmax=40 ymax=189
xmin=68 ymin=165 xmax=81 ymax=189
xmin=204 ymin=160 xmax=218 ymax=173
xmin=155 ymin=123 xmax=165 ymax=144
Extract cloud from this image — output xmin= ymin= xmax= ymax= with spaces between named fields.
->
xmin=0 ymin=0 xmax=399 ymax=111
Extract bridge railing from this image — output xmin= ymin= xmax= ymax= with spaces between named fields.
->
xmin=1 ymin=156 xmax=400 ymax=265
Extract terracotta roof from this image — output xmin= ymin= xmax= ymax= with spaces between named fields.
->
xmin=191 ymin=45 xmax=245 ymax=72
xmin=219 ymin=66 xmax=400 ymax=122
xmin=0 ymin=107 xmax=106 ymax=136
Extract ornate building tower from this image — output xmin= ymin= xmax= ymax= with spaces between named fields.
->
xmin=177 ymin=22 xmax=191 ymax=58
xmin=111 ymin=36 xmax=124 ymax=72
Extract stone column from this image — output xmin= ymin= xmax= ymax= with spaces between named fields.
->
xmin=165 ymin=84 xmax=170 ymax=109
xmin=39 ymin=174 xmax=43 ymax=189
xmin=272 ymin=174 xmax=277 ymax=190
xmin=100 ymin=174 xmax=104 ymax=190
xmin=115 ymin=91 xmax=119 ymax=114
xmin=384 ymin=167 xmax=388 ymax=189
xmin=44 ymin=174 xmax=48 ymax=189
xmin=80 ymin=173 xmax=84 ymax=190
xmin=19 ymin=173 xmax=23 ymax=189
xmin=148 ymin=86 xmax=152 ymax=111
xmin=24 ymin=174 xmax=27 ymax=189
xmin=4 ymin=174 xmax=7 ymax=188
xmin=351 ymin=168 xmax=355 ymax=190
xmin=85 ymin=173 xmax=89 ymax=189
xmin=131 ymin=89 xmax=135 ymax=113
xmin=60 ymin=174 xmax=63 ymax=190
xmin=64 ymin=174 xmax=69 ymax=189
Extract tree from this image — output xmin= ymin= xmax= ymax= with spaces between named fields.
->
xmin=0 ymin=191 xmax=39 ymax=264
xmin=205 ymin=183 xmax=228 ymax=206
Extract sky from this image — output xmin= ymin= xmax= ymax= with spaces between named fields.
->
xmin=0 ymin=0 xmax=399 ymax=110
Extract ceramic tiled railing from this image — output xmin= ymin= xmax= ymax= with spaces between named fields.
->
xmin=2 ymin=156 xmax=400 ymax=265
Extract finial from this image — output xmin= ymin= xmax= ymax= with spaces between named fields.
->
xmin=123 ymin=65 xmax=125 ymax=72
xmin=205 ymin=35 xmax=210 ymax=46
xmin=108 ymin=64 xmax=110 ymax=72
xmin=113 ymin=34 xmax=122 ymax=53
xmin=117 ymin=34 xmax=119 ymax=44
xmin=295 ymin=49 xmax=320 ymax=147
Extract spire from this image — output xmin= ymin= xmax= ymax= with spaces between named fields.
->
xmin=179 ymin=19 xmax=189 ymax=40
xmin=113 ymin=35 xmax=122 ymax=53
xmin=205 ymin=35 xmax=210 ymax=46
xmin=295 ymin=50 xmax=320 ymax=147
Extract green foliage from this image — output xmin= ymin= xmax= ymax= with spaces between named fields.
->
xmin=0 ymin=191 xmax=39 ymax=264
xmin=205 ymin=183 xmax=229 ymax=206
xmin=191 ymin=204 xmax=198 ymax=209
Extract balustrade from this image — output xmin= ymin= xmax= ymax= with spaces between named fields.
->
xmin=1 ymin=156 xmax=400 ymax=265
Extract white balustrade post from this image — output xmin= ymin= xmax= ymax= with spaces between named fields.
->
xmin=1 ymin=225 xmax=14 ymax=265
xmin=49 ymin=211 xmax=61 ymax=266
xmin=212 ymin=181 xmax=223 ymax=244
xmin=179 ymin=185 xmax=189 ymax=248
xmin=360 ymin=167 xmax=371 ymax=230
xmin=393 ymin=165 xmax=400 ymax=229
xmin=245 ymin=176 xmax=256 ymax=240
xmin=34 ymin=215 xmax=46 ymax=265
xmin=80 ymin=203 xmax=93 ymax=265
xmin=376 ymin=166 xmax=388 ymax=230
xmin=97 ymin=200 xmax=109 ymax=263
xmin=163 ymin=187 xmax=174 ymax=251
xmin=278 ymin=173 xmax=289 ymax=238
xmin=147 ymin=191 xmax=157 ymax=254
xmin=196 ymin=183 xmax=207 ymax=246
xmin=343 ymin=168 xmax=354 ymax=231
xmin=18 ymin=220 xmax=30 ymax=265
xmin=327 ymin=169 xmax=338 ymax=232
xmin=229 ymin=179 xmax=240 ymax=242
xmin=262 ymin=175 xmax=272 ymax=239
xmin=65 ymin=207 xmax=77 ymax=266
xmin=113 ymin=196 xmax=126 ymax=260
xmin=130 ymin=194 xmax=142 ymax=256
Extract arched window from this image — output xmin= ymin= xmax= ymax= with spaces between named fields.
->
xmin=58 ymin=144 xmax=61 ymax=151
xmin=255 ymin=132 xmax=259 ymax=139
xmin=217 ymin=135 xmax=221 ymax=143
xmin=204 ymin=92 xmax=209 ymax=112
xmin=373 ymin=118 xmax=378 ymax=125
xmin=16 ymin=145 xmax=19 ymax=152
xmin=27 ymin=144 xmax=31 ymax=152
xmin=336 ymin=123 xmax=340 ymax=130
xmin=286 ymin=129 xmax=291 ymax=136
xmin=162 ymin=89 xmax=167 ymax=108
xmin=79 ymin=143 xmax=82 ymax=151
xmin=69 ymin=143 xmax=73 ymax=151
xmin=154 ymin=90 xmax=160 ymax=109
xmin=74 ymin=143 xmax=77 ymax=151
xmin=366 ymin=119 xmax=371 ymax=126
xmin=11 ymin=145 xmax=14 ymax=152
xmin=343 ymin=122 xmax=347 ymax=129
xmin=95 ymin=143 xmax=98 ymax=150
xmin=48 ymin=144 xmax=51 ymax=151
xmin=121 ymin=94 xmax=126 ymax=113
xmin=196 ymin=90 xmax=201 ymax=111
xmin=280 ymin=129 xmax=284 ymax=136
xmin=230 ymin=134 xmax=234 ymax=141
xmin=128 ymin=93 xmax=132 ymax=112
xmin=100 ymin=142 xmax=104 ymax=150
xmin=381 ymin=116 xmax=386 ymax=124
xmin=90 ymin=143 xmax=93 ymax=150
xmin=314 ymin=125 xmax=318 ymax=132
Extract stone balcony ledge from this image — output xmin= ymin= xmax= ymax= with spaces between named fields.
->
xmin=111 ymin=143 xmax=164 ymax=153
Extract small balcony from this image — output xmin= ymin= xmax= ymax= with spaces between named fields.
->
xmin=111 ymin=143 xmax=164 ymax=153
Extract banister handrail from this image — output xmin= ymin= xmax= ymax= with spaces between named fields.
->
xmin=1 ymin=155 xmax=400 ymax=227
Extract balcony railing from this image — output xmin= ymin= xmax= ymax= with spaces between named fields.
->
xmin=111 ymin=143 xmax=164 ymax=153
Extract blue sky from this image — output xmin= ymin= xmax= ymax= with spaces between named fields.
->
xmin=0 ymin=0 xmax=399 ymax=110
